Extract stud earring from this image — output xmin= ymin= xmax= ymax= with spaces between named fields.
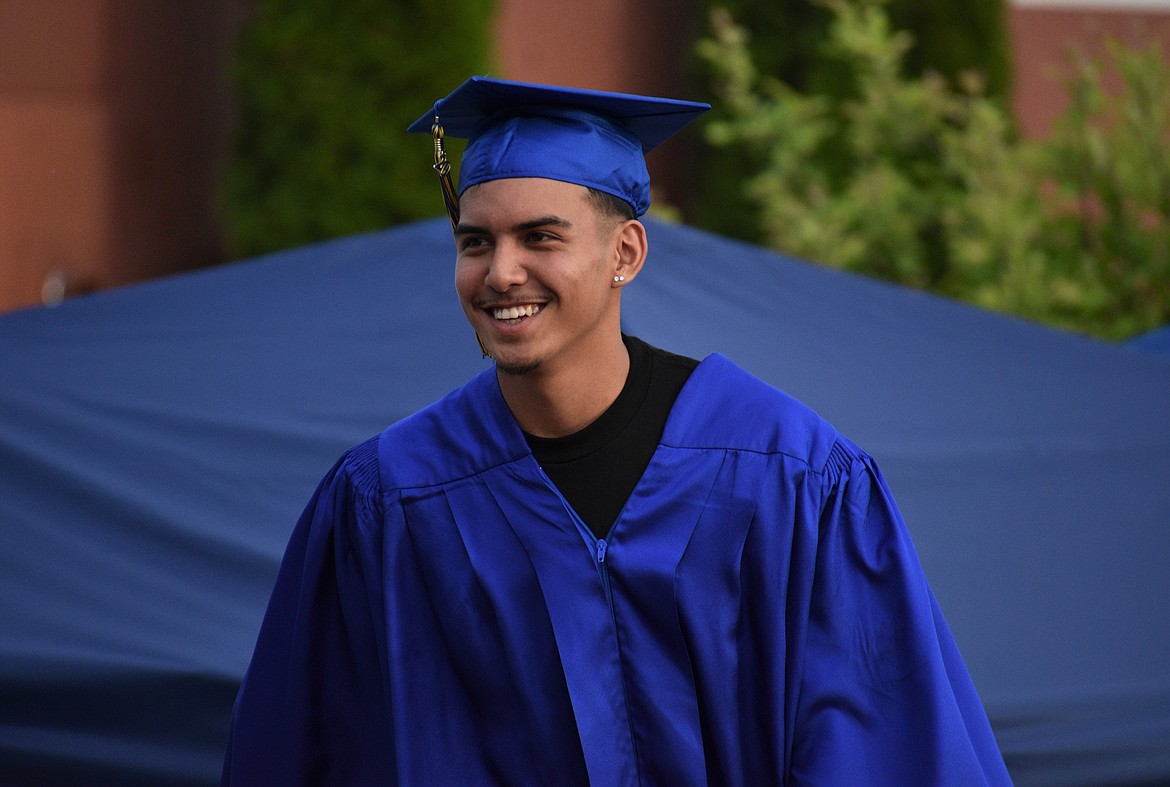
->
xmin=613 ymin=275 xmax=625 ymax=283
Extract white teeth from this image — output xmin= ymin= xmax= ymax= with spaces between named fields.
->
xmin=492 ymin=304 xmax=541 ymax=321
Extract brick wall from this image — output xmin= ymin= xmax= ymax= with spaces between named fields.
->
xmin=1010 ymin=1 xmax=1170 ymax=138
xmin=0 ymin=0 xmax=241 ymax=313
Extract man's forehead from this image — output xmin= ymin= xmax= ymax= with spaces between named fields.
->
xmin=460 ymin=177 xmax=594 ymax=211
xmin=456 ymin=180 xmax=602 ymax=237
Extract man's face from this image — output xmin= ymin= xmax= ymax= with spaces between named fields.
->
xmin=454 ymin=178 xmax=623 ymax=377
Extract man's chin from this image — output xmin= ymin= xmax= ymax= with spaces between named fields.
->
xmin=495 ymin=357 xmax=542 ymax=376
xmin=483 ymin=335 xmax=543 ymax=376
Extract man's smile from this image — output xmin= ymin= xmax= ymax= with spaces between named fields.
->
xmin=486 ymin=303 xmax=545 ymax=322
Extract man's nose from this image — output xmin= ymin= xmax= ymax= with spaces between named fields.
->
xmin=484 ymin=242 xmax=528 ymax=292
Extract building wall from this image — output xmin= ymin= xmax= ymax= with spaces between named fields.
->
xmin=1010 ymin=0 xmax=1170 ymax=138
xmin=0 ymin=1 xmax=110 ymax=310
xmin=0 ymin=0 xmax=240 ymax=313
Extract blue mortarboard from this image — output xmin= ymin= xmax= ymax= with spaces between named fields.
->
xmin=408 ymin=77 xmax=709 ymax=218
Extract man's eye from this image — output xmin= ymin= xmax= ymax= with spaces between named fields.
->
xmin=460 ymin=237 xmax=488 ymax=251
xmin=527 ymin=231 xmax=553 ymax=243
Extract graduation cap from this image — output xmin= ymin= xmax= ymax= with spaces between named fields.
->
xmin=408 ymin=77 xmax=710 ymax=225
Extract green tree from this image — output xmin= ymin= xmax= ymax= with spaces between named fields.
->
xmin=1035 ymin=44 xmax=1170 ymax=337
xmin=689 ymin=0 xmax=1010 ymax=240
xmin=224 ymin=0 xmax=495 ymax=258
xmin=698 ymin=0 xmax=1170 ymax=339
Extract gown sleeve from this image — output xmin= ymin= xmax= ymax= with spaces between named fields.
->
xmin=221 ymin=437 xmax=394 ymax=785
xmin=790 ymin=445 xmax=1012 ymax=785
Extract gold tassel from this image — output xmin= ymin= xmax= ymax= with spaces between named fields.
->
xmin=432 ymin=119 xmax=460 ymax=231
xmin=432 ymin=117 xmax=489 ymax=358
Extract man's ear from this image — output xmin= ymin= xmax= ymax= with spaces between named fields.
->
xmin=611 ymin=220 xmax=647 ymax=287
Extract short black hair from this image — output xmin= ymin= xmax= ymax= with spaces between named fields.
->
xmin=586 ymin=187 xmax=637 ymax=222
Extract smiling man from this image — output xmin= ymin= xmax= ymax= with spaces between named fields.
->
xmin=455 ymin=177 xmax=637 ymax=414
xmin=222 ymin=78 xmax=1011 ymax=785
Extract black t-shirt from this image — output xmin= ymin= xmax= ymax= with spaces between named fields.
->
xmin=525 ymin=335 xmax=699 ymax=540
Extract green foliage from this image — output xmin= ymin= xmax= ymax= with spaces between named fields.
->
xmin=698 ymin=0 xmax=1170 ymax=340
xmin=688 ymin=0 xmax=1010 ymax=240
xmin=223 ymin=0 xmax=495 ymax=258
xmin=887 ymin=0 xmax=1010 ymax=101
xmin=692 ymin=0 xmax=1010 ymax=99
xmin=1037 ymin=44 xmax=1170 ymax=337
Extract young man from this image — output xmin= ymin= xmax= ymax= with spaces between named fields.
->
xmin=223 ymin=78 xmax=1011 ymax=785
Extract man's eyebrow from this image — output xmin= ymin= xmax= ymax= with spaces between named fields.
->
xmin=453 ymin=223 xmax=489 ymax=237
xmin=513 ymin=216 xmax=572 ymax=233
xmin=453 ymin=216 xmax=572 ymax=237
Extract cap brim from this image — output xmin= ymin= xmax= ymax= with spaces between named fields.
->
xmin=407 ymin=76 xmax=709 ymax=152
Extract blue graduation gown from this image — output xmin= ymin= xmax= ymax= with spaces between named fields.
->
xmin=222 ymin=354 xmax=1010 ymax=785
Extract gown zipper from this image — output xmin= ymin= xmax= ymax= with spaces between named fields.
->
xmin=536 ymin=467 xmax=640 ymax=779
xmin=595 ymin=538 xmax=613 ymax=605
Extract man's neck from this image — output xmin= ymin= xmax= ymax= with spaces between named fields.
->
xmin=496 ymin=333 xmax=630 ymax=438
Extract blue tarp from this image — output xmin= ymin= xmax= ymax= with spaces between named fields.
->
xmin=1127 ymin=324 xmax=1170 ymax=358
xmin=2 ymin=218 xmax=1168 ymax=785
